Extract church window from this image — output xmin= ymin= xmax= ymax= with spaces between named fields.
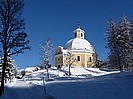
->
xmin=81 ymin=33 xmax=83 ymax=37
xmin=77 ymin=56 xmax=80 ymax=61
xmin=89 ymin=57 xmax=92 ymax=62
xmin=58 ymin=65 xmax=61 ymax=69
xmin=75 ymin=33 xmax=77 ymax=38
xmin=58 ymin=58 xmax=60 ymax=61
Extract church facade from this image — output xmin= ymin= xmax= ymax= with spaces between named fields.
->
xmin=55 ymin=24 xmax=98 ymax=68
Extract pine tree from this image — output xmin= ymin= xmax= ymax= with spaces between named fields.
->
xmin=129 ymin=18 xmax=133 ymax=69
xmin=5 ymin=57 xmax=17 ymax=83
xmin=118 ymin=15 xmax=131 ymax=71
xmin=105 ymin=15 xmax=132 ymax=71
xmin=105 ymin=18 xmax=119 ymax=69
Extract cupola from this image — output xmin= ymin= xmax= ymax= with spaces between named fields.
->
xmin=73 ymin=23 xmax=85 ymax=39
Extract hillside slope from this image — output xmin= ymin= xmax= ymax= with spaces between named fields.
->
xmin=0 ymin=69 xmax=133 ymax=99
xmin=46 ymin=71 xmax=133 ymax=99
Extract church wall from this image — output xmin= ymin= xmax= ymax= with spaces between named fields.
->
xmin=77 ymin=32 xmax=81 ymax=38
xmin=62 ymin=53 xmax=85 ymax=67
xmin=86 ymin=54 xmax=95 ymax=67
xmin=71 ymin=53 xmax=95 ymax=67
xmin=70 ymin=53 xmax=86 ymax=67
xmin=63 ymin=56 xmax=67 ymax=66
xmin=55 ymin=52 xmax=96 ymax=68
xmin=55 ymin=55 xmax=63 ymax=68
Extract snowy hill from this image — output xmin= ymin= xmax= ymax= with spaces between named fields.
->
xmin=46 ymin=71 xmax=133 ymax=99
xmin=23 ymin=67 xmax=119 ymax=82
xmin=0 ymin=68 xmax=133 ymax=99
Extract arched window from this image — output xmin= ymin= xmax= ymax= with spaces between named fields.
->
xmin=75 ymin=33 xmax=77 ymax=38
xmin=89 ymin=57 xmax=92 ymax=62
xmin=58 ymin=58 xmax=60 ymax=61
xmin=58 ymin=65 xmax=61 ymax=69
xmin=81 ymin=33 xmax=83 ymax=37
xmin=77 ymin=56 xmax=80 ymax=61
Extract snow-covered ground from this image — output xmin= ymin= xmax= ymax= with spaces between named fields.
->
xmin=0 ymin=67 xmax=133 ymax=99
xmin=0 ymin=79 xmax=45 ymax=99
xmin=24 ymin=67 xmax=120 ymax=81
xmin=46 ymin=71 xmax=133 ymax=99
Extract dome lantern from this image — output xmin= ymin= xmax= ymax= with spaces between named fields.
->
xmin=74 ymin=23 xmax=85 ymax=39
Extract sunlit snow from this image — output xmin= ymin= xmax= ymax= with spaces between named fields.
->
xmin=0 ymin=67 xmax=133 ymax=99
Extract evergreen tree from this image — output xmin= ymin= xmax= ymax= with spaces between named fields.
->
xmin=118 ymin=15 xmax=131 ymax=71
xmin=105 ymin=15 xmax=132 ymax=71
xmin=129 ymin=18 xmax=133 ymax=69
xmin=105 ymin=18 xmax=119 ymax=69
xmin=5 ymin=57 xmax=17 ymax=83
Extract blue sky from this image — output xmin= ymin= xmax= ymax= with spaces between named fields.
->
xmin=13 ymin=0 xmax=133 ymax=69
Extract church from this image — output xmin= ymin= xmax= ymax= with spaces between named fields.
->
xmin=54 ymin=24 xmax=98 ymax=68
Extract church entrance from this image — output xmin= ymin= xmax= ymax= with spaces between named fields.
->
xmin=57 ymin=65 xmax=61 ymax=69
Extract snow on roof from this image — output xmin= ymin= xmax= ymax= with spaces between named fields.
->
xmin=62 ymin=49 xmax=68 ymax=55
xmin=64 ymin=38 xmax=95 ymax=53
xmin=25 ymin=67 xmax=36 ymax=72
xmin=73 ymin=27 xmax=85 ymax=33
xmin=57 ymin=46 xmax=63 ymax=49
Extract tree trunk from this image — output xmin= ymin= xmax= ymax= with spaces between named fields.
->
xmin=69 ymin=65 xmax=71 ymax=76
xmin=0 ymin=50 xmax=7 ymax=96
xmin=46 ymin=68 xmax=49 ymax=79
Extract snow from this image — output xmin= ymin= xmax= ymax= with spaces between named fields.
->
xmin=60 ymin=67 xmax=119 ymax=78
xmin=25 ymin=67 xmax=36 ymax=72
xmin=1 ymin=79 xmax=45 ymax=99
xmin=0 ymin=67 xmax=133 ymax=99
xmin=46 ymin=71 xmax=133 ymax=99
xmin=64 ymin=38 xmax=95 ymax=52
xmin=73 ymin=27 xmax=85 ymax=34
xmin=62 ymin=49 xmax=68 ymax=55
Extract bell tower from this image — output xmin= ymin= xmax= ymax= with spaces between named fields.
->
xmin=74 ymin=23 xmax=85 ymax=39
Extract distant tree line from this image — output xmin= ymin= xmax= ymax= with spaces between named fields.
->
xmin=105 ymin=15 xmax=133 ymax=71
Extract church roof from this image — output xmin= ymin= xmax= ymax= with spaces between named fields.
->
xmin=73 ymin=27 xmax=85 ymax=33
xmin=64 ymin=38 xmax=95 ymax=53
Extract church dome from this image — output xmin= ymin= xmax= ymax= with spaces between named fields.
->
xmin=64 ymin=38 xmax=95 ymax=53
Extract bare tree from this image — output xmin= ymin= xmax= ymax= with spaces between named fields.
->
xmin=40 ymin=38 xmax=54 ymax=79
xmin=0 ymin=0 xmax=30 ymax=95
xmin=65 ymin=50 xmax=76 ymax=75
